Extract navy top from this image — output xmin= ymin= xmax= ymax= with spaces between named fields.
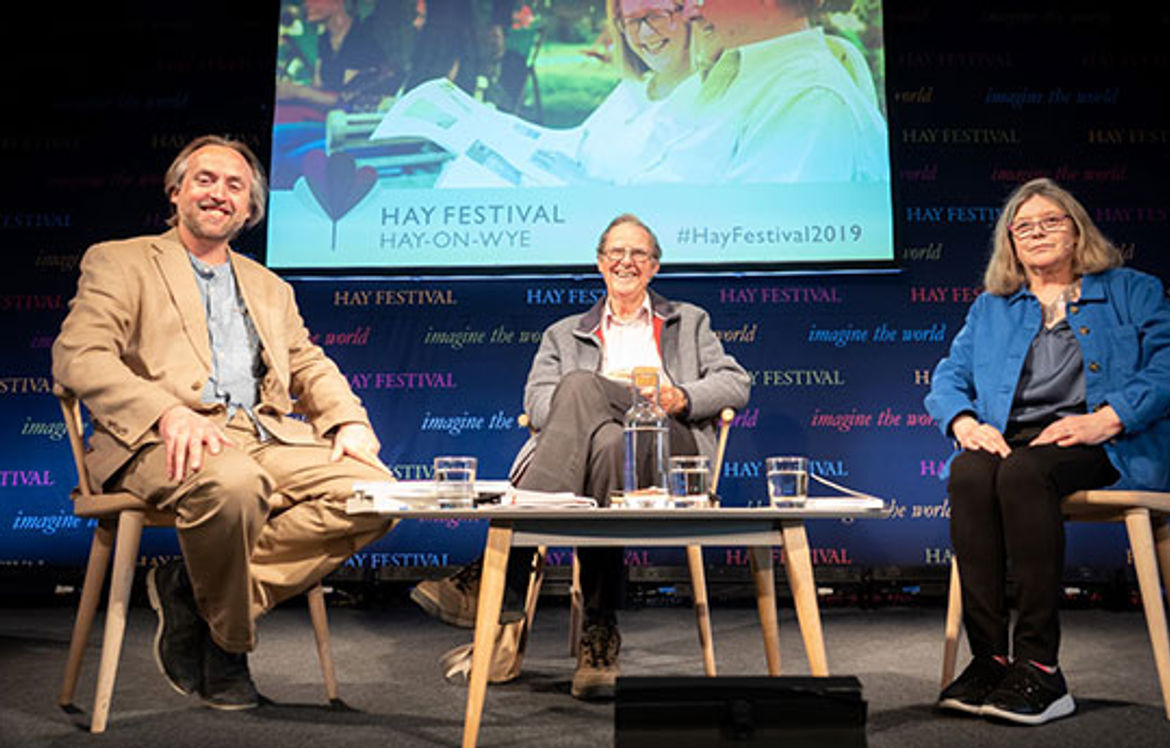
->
xmin=1008 ymin=318 xmax=1087 ymax=426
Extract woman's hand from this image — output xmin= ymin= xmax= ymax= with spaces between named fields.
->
xmin=1030 ymin=406 xmax=1124 ymax=447
xmin=951 ymin=415 xmax=1011 ymax=457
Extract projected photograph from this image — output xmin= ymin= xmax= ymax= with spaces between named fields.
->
xmin=269 ymin=0 xmax=892 ymax=272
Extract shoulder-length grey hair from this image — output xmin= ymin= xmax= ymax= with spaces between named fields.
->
xmin=984 ymin=177 xmax=1123 ymax=295
xmin=163 ymin=134 xmax=268 ymax=230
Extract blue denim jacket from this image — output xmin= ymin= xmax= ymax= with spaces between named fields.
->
xmin=924 ymin=268 xmax=1170 ymax=490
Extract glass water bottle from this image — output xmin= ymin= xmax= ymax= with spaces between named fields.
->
xmin=622 ymin=366 xmax=670 ymax=506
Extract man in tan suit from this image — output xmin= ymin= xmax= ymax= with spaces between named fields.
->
xmin=52 ymin=135 xmax=394 ymax=710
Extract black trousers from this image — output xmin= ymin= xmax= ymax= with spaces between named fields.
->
xmin=502 ymin=371 xmax=697 ymax=623
xmin=948 ymin=424 xmax=1118 ymax=664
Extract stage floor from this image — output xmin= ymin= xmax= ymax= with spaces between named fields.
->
xmin=2 ymin=600 xmax=1167 ymax=747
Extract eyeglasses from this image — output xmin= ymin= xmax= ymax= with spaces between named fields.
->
xmin=601 ymin=246 xmax=656 ymax=264
xmin=1009 ymin=214 xmax=1070 ymax=238
xmin=617 ymin=7 xmax=682 ymax=38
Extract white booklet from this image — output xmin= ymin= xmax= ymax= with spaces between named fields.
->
xmin=494 ymin=488 xmax=597 ymax=509
xmin=803 ymin=474 xmax=887 ymax=511
xmin=347 ymin=479 xmax=513 ymax=513
xmin=346 ymin=480 xmax=594 ymax=513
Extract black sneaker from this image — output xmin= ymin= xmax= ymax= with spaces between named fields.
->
xmin=938 ymin=656 xmax=1008 ymax=715
xmin=982 ymin=661 xmax=1075 ymax=725
xmin=200 ymin=637 xmax=260 ymax=711
xmin=145 ymin=559 xmax=206 ymax=695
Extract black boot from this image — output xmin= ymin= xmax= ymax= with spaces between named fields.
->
xmin=200 ymin=636 xmax=260 ymax=710
xmin=145 ymin=559 xmax=205 ymax=695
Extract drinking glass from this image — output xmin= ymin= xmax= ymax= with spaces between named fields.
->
xmin=766 ymin=456 xmax=808 ymax=507
xmin=669 ymin=455 xmax=711 ymax=507
xmin=433 ymin=456 xmax=477 ymax=508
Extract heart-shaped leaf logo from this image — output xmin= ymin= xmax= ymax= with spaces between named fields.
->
xmin=301 ymin=150 xmax=377 ymax=250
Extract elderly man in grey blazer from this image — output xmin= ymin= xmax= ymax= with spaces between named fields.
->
xmin=414 ymin=213 xmax=751 ymax=700
xmin=52 ymin=135 xmax=394 ymax=710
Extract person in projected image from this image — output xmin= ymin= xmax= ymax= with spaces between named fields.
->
xmin=624 ymin=0 xmax=888 ymax=184
xmin=276 ymin=0 xmax=398 ymax=113
xmin=411 ymin=214 xmax=750 ymax=700
xmin=571 ymin=0 xmax=694 ymax=181
xmin=924 ymin=178 xmax=1170 ymax=725
xmin=503 ymin=0 xmax=696 ymax=186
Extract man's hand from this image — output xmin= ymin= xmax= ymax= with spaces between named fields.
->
xmin=157 ymin=405 xmax=236 ymax=482
xmin=657 ymin=385 xmax=689 ymax=416
xmin=951 ymin=415 xmax=1011 ymax=458
xmin=330 ymin=422 xmax=391 ymax=474
xmin=1030 ymin=406 xmax=1124 ymax=448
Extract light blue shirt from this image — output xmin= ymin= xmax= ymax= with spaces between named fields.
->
xmin=188 ymin=254 xmax=267 ymax=436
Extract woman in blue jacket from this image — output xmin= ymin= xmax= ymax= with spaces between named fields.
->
xmin=924 ymin=178 xmax=1170 ymax=725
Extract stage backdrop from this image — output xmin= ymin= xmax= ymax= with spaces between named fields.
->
xmin=2 ymin=2 xmax=1168 ymax=590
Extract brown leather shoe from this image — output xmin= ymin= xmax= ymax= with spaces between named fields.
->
xmin=571 ymin=621 xmax=620 ymax=700
xmin=411 ymin=560 xmax=480 ymax=628
xmin=439 ymin=619 xmax=527 ymax=684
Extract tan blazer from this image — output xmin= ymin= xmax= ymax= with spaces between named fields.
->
xmin=52 ymin=230 xmax=370 ymax=487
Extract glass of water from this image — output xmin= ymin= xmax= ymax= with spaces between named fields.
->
xmin=433 ymin=456 xmax=477 ymax=509
xmin=766 ymin=456 xmax=808 ymax=507
xmin=669 ymin=455 xmax=711 ymax=507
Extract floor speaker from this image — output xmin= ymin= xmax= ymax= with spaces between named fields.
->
xmin=615 ymin=675 xmax=867 ymax=747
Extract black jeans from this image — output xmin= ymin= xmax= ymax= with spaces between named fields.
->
xmin=502 ymin=371 xmax=697 ymax=623
xmin=948 ymin=424 xmax=1118 ymax=664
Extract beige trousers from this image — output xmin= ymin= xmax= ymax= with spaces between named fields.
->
xmin=113 ymin=413 xmax=393 ymax=652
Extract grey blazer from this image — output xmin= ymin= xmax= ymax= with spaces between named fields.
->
xmin=511 ymin=290 xmax=751 ymax=477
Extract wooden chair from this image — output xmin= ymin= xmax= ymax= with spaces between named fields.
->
xmin=521 ymin=408 xmax=736 ymax=676
xmin=941 ymin=489 xmax=1170 ymax=720
xmin=55 ymin=388 xmax=339 ymax=732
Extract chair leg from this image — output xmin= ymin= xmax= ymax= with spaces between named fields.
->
xmin=90 ymin=511 xmax=145 ymax=734
xmin=1154 ymin=514 xmax=1170 ymax=609
xmin=514 ymin=546 xmax=545 ymax=664
xmin=525 ymin=547 xmax=547 ymax=635
xmin=305 ymin=583 xmax=338 ymax=702
xmin=686 ymin=545 xmax=716 ymax=676
xmin=568 ymin=552 xmax=583 ymax=657
xmin=942 ymin=556 xmax=964 ymax=689
xmin=1124 ymin=509 xmax=1170 ymax=721
xmin=59 ymin=520 xmax=115 ymax=708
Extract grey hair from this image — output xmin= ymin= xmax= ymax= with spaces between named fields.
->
xmin=596 ymin=213 xmax=662 ymax=261
xmin=983 ymin=178 xmax=1122 ymax=295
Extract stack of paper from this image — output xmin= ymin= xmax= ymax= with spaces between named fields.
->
xmin=496 ymin=488 xmax=597 ymax=509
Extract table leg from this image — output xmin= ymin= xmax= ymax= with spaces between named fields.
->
xmin=749 ymin=546 xmax=782 ymax=676
xmin=782 ymin=521 xmax=829 ymax=676
xmin=463 ymin=522 xmax=513 ymax=748
xmin=686 ymin=545 xmax=717 ymax=676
